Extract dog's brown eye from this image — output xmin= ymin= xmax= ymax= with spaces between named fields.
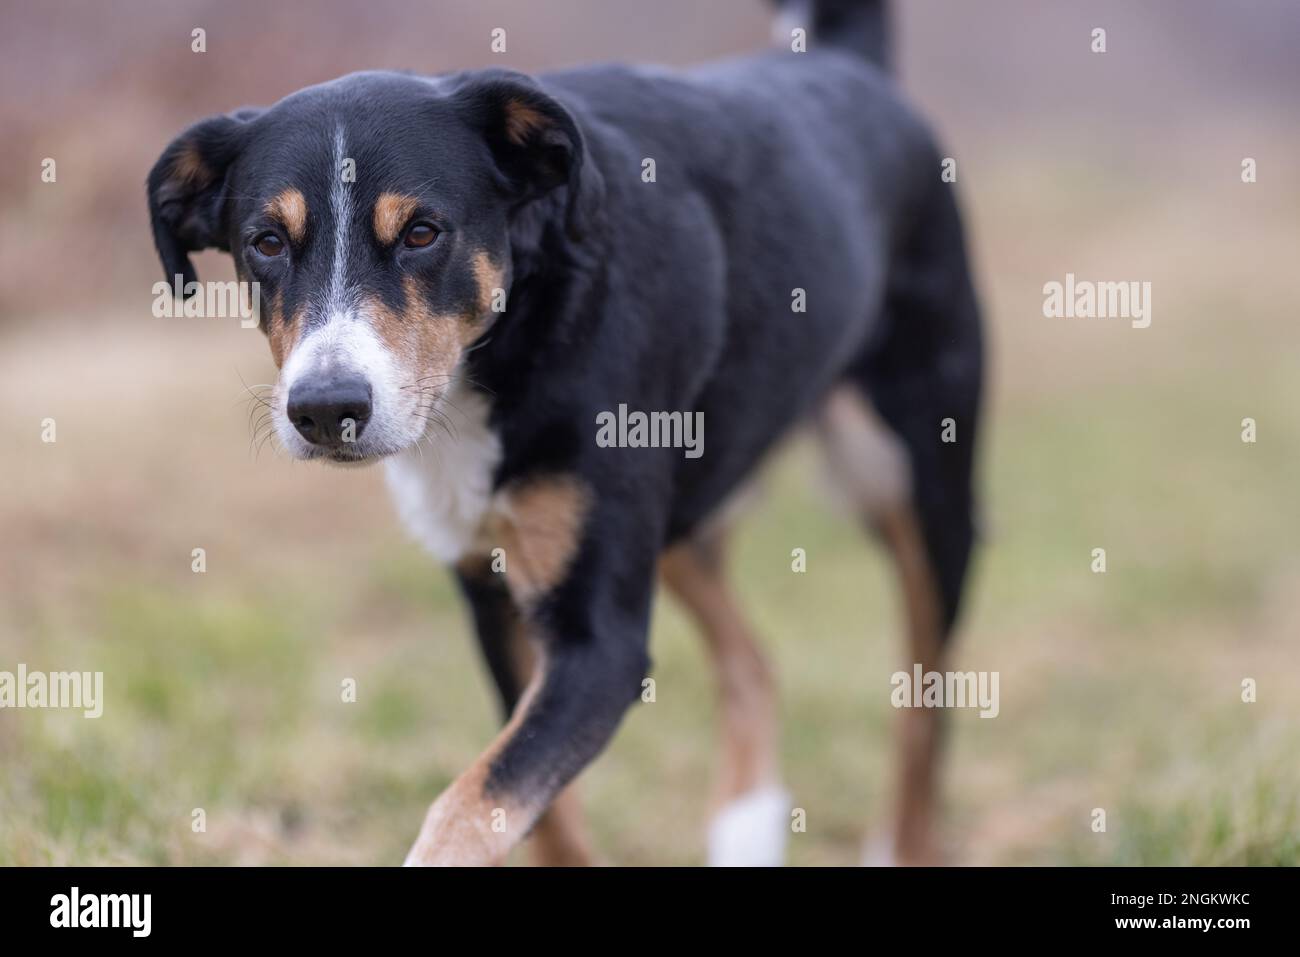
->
xmin=253 ymin=232 xmax=285 ymax=257
xmin=404 ymin=223 xmax=439 ymax=249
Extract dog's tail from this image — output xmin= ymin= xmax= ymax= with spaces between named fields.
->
xmin=770 ymin=0 xmax=890 ymax=70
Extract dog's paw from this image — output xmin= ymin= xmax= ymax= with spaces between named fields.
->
xmin=707 ymin=785 xmax=791 ymax=867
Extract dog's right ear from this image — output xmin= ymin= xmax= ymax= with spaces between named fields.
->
xmin=146 ymin=109 xmax=261 ymax=293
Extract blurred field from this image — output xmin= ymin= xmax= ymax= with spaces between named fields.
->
xmin=2 ymin=0 xmax=1299 ymax=865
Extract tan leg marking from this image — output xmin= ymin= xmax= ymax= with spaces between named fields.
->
xmin=486 ymin=476 xmax=591 ymax=607
xmin=528 ymin=787 xmax=594 ymax=866
xmin=817 ymin=385 xmax=948 ymax=865
xmin=877 ymin=503 xmax=946 ymax=866
xmin=264 ymin=187 xmax=308 ymax=244
xmin=660 ymin=531 xmax=779 ymax=807
xmin=405 ymin=670 xmax=546 ymax=866
xmin=372 ymin=192 xmax=421 ymax=246
xmin=501 ymin=628 xmax=596 ymax=867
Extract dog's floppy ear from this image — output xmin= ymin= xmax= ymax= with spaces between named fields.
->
xmin=146 ymin=109 xmax=261 ymax=294
xmin=450 ymin=70 xmax=604 ymax=241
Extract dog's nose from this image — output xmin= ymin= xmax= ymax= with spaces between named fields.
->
xmin=287 ymin=376 xmax=372 ymax=447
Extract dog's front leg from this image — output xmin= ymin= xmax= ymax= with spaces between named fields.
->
xmin=405 ymin=474 xmax=657 ymax=867
xmin=404 ymin=633 xmax=648 ymax=866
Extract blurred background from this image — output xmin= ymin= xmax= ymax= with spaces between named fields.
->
xmin=1 ymin=0 xmax=1297 ymax=865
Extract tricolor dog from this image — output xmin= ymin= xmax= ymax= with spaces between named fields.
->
xmin=147 ymin=0 xmax=983 ymax=865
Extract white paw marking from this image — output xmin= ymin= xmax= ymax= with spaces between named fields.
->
xmin=707 ymin=785 xmax=791 ymax=867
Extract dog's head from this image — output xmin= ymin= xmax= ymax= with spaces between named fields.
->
xmin=148 ymin=70 xmax=601 ymax=464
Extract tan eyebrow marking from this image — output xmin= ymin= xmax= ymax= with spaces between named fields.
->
xmin=264 ymin=187 xmax=308 ymax=244
xmin=373 ymin=192 xmax=422 ymax=246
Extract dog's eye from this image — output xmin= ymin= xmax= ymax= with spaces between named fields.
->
xmin=253 ymin=232 xmax=285 ymax=257
xmin=403 ymin=222 xmax=439 ymax=249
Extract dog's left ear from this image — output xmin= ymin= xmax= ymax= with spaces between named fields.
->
xmin=146 ymin=108 xmax=262 ymax=294
xmin=450 ymin=70 xmax=604 ymax=241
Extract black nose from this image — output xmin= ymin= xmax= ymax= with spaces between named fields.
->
xmin=287 ymin=376 xmax=372 ymax=447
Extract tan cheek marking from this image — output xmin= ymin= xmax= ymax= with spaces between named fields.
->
xmin=487 ymin=476 xmax=591 ymax=606
xmin=366 ymin=281 xmax=466 ymax=389
xmin=264 ymin=188 xmax=308 ymax=244
xmin=268 ymin=297 xmax=304 ymax=369
xmin=472 ymin=251 xmax=506 ymax=324
xmin=367 ymin=273 xmax=499 ymax=399
xmin=503 ymin=99 xmax=549 ymax=146
xmin=373 ymin=192 xmax=422 ymax=246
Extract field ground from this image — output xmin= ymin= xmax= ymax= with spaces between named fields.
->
xmin=2 ymin=142 xmax=1298 ymax=865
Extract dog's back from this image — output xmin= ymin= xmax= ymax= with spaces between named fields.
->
xmin=532 ymin=3 xmax=979 ymax=626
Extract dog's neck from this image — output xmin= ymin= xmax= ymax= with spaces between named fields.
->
xmin=464 ymin=199 xmax=609 ymax=412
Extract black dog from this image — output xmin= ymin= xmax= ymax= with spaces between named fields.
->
xmin=148 ymin=0 xmax=981 ymax=865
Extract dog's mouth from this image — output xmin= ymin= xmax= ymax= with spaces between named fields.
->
xmin=286 ymin=427 xmax=425 ymax=467
xmin=315 ymin=445 xmax=385 ymax=467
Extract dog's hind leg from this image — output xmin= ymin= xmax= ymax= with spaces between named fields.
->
xmin=660 ymin=527 xmax=789 ymax=866
xmin=820 ymin=177 xmax=983 ymax=865
xmin=817 ymin=387 xmax=947 ymax=865
xmin=454 ymin=562 xmax=596 ymax=866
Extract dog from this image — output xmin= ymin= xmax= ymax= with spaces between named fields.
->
xmin=147 ymin=0 xmax=982 ymax=866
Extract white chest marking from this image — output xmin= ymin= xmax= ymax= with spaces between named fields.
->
xmin=383 ymin=385 xmax=502 ymax=564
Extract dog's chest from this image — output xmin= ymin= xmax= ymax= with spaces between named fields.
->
xmin=383 ymin=386 xmax=503 ymax=564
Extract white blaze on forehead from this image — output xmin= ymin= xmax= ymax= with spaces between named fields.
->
xmin=277 ymin=124 xmax=378 ymax=401
xmin=328 ymin=124 xmax=352 ymax=315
